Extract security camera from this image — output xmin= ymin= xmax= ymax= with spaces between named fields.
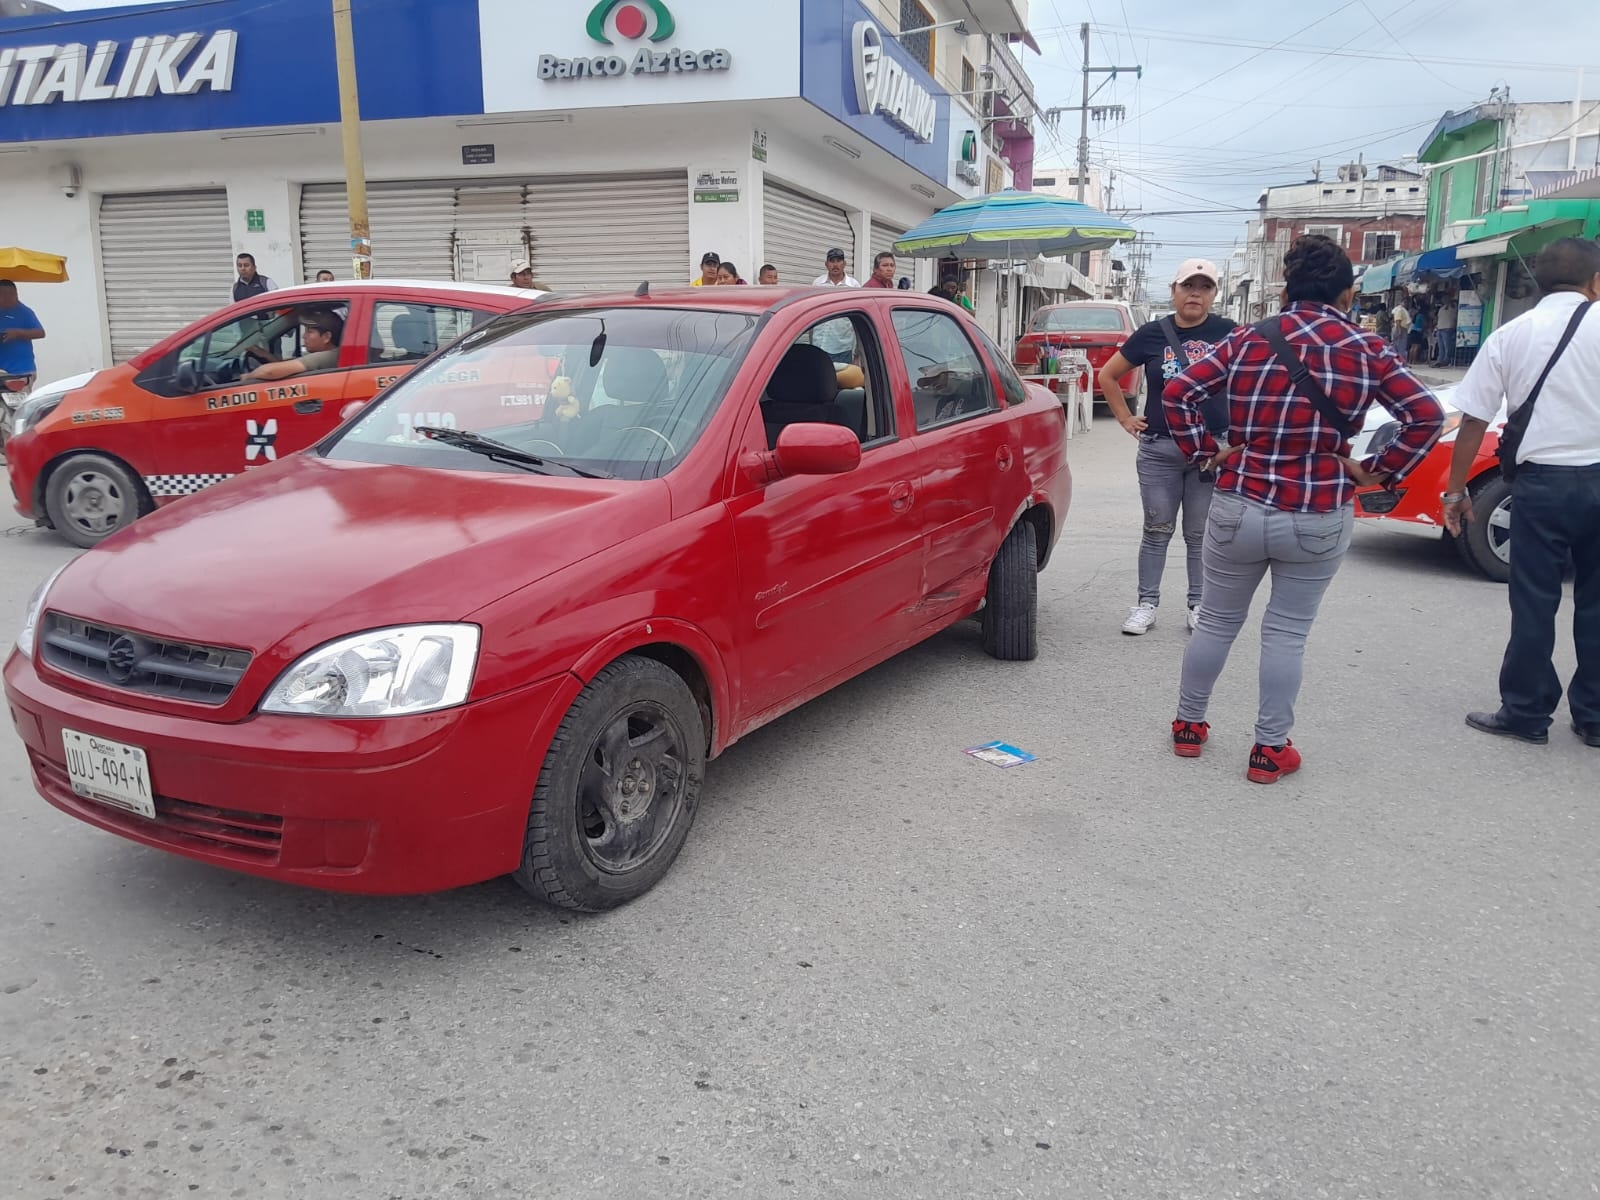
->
xmin=61 ymin=184 xmax=78 ymax=199
xmin=57 ymin=163 xmax=82 ymax=199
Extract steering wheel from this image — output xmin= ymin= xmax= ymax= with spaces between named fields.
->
xmin=593 ymin=425 xmax=679 ymax=459
xmin=523 ymin=438 xmax=565 ymax=455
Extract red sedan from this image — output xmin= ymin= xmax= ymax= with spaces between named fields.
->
xmin=6 ymin=287 xmax=1072 ymax=910
xmin=1014 ymin=300 xmax=1146 ymax=403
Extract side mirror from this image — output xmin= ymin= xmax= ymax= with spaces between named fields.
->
xmin=742 ymin=423 xmax=861 ymax=485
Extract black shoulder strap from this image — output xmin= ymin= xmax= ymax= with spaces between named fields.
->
xmin=1252 ymin=316 xmax=1359 ymax=439
xmin=1159 ymin=316 xmax=1190 ymax=367
xmin=1512 ymin=299 xmax=1592 ymax=432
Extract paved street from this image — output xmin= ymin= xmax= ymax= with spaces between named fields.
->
xmin=1 ymin=417 xmax=1596 ymax=1200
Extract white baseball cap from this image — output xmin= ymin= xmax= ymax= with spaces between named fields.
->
xmin=1172 ymin=258 xmax=1220 ymax=286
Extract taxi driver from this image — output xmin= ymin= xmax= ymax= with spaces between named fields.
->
xmin=243 ymin=311 xmax=344 ymax=381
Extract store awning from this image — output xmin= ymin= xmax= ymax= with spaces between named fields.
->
xmin=1414 ymin=244 xmax=1471 ymax=281
xmin=1392 ymin=254 xmax=1423 ymax=285
xmin=1457 ymin=235 xmax=1512 ymax=259
xmin=1359 ymin=258 xmax=1399 ymax=293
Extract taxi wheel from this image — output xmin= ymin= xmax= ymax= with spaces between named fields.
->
xmin=513 ymin=655 xmax=705 ymax=911
xmin=1455 ymin=473 xmax=1512 ymax=584
xmin=982 ymin=520 xmax=1039 ymax=662
xmin=44 ymin=454 xmax=145 ymax=549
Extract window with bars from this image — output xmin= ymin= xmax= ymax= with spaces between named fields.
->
xmin=1303 ymin=224 xmax=1344 ymax=245
xmin=899 ymin=0 xmax=935 ymax=73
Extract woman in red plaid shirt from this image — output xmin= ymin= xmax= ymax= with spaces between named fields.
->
xmin=1162 ymin=235 xmax=1445 ymax=783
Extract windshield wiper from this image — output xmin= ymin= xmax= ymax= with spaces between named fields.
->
xmin=413 ymin=426 xmax=613 ymax=479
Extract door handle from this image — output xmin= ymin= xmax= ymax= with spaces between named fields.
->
xmin=294 ymin=400 xmax=324 ymax=415
xmin=888 ymin=480 xmax=915 ymax=512
xmin=996 ymin=445 xmax=1014 ymax=471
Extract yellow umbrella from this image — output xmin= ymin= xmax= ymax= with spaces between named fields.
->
xmin=0 ymin=248 xmax=69 ymax=283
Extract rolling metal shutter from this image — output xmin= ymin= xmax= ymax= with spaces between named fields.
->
xmin=763 ymin=181 xmax=855 ymax=288
xmin=99 ymin=190 xmax=232 ymax=363
xmin=298 ymin=182 xmax=457 ymax=281
xmin=525 ymin=172 xmax=688 ymax=292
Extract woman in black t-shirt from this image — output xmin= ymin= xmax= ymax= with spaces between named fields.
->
xmin=1097 ymin=260 xmax=1236 ymax=637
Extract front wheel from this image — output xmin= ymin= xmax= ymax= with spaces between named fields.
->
xmin=512 ymin=655 xmax=706 ymax=911
xmin=44 ymin=453 xmax=144 ymax=548
xmin=1456 ymin=473 xmax=1512 ymax=583
xmin=982 ymin=520 xmax=1039 ymax=661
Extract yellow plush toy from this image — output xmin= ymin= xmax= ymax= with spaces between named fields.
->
xmin=549 ymin=376 xmax=579 ymax=419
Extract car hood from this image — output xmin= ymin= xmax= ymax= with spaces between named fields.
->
xmin=45 ymin=454 xmax=658 ymax=653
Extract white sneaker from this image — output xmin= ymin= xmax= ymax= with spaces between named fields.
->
xmin=1122 ymin=603 xmax=1157 ymax=636
xmin=1187 ymin=606 xmax=1200 ymax=633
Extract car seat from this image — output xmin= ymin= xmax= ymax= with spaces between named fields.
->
xmin=761 ymin=343 xmax=855 ymax=448
xmin=390 ymin=310 xmax=438 ymax=360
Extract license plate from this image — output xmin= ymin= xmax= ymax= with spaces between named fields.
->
xmin=62 ymin=729 xmax=155 ymax=820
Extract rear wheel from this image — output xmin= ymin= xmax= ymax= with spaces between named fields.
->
xmin=1456 ymin=473 xmax=1512 ymax=583
xmin=44 ymin=454 xmax=144 ymax=548
xmin=982 ymin=520 xmax=1039 ymax=661
xmin=512 ymin=655 xmax=705 ymax=911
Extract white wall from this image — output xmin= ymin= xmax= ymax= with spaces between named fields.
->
xmin=2 ymin=100 xmax=943 ymax=383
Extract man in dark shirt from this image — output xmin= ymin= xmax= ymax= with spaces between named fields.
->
xmin=1097 ymin=259 xmax=1237 ymax=636
xmin=232 ymin=253 xmax=277 ymax=304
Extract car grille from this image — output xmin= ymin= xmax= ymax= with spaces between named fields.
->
xmin=39 ymin=613 xmax=252 ymax=706
xmin=31 ymin=751 xmax=284 ymax=861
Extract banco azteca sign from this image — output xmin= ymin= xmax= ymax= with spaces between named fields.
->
xmin=539 ymin=0 xmax=732 ymax=81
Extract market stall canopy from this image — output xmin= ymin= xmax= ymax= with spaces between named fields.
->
xmin=0 ymin=247 xmax=69 ymax=283
xmin=1359 ymin=257 xmax=1399 ymax=294
xmin=893 ymin=190 xmax=1137 ymax=259
xmin=1456 ymin=236 xmax=1512 ymax=259
xmin=1414 ymin=244 xmax=1471 ymax=281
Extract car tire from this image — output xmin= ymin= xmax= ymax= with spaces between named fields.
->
xmin=512 ymin=655 xmax=706 ymax=912
xmin=982 ymin=520 xmax=1039 ymax=661
xmin=1456 ymin=473 xmax=1512 ymax=584
xmin=44 ymin=454 xmax=144 ymax=549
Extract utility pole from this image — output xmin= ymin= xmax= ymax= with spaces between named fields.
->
xmin=332 ymin=0 xmax=371 ymax=279
xmin=1042 ymin=25 xmax=1141 ymax=204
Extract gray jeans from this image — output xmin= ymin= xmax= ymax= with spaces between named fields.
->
xmin=1176 ymin=491 xmax=1355 ymax=746
xmin=1135 ymin=434 xmax=1213 ymax=608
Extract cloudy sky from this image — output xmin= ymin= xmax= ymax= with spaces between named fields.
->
xmin=1025 ymin=0 xmax=1600 ymax=291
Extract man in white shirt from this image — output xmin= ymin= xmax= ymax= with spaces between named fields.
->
xmin=813 ymin=248 xmax=860 ymax=288
xmin=1443 ymin=238 xmax=1600 ymax=747
xmin=1433 ymin=298 xmax=1457 ymax=365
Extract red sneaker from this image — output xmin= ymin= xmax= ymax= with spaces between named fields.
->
xmin=1172 ymin=720 xmax=1209 ymax=758
xmin=1247 ymin=741 xmax=1301 ymax=784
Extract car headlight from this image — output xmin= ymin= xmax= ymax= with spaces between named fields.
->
xmin=13 ymin=395 xmax=63 ymax=437
xmin=260 ymin=624 xmax=480 ymax=718
xmin=17 ymin=564 xmax=67 ymax=658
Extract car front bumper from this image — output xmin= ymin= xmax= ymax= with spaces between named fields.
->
xmin=4 ymin=650 xmax=576 ymax=894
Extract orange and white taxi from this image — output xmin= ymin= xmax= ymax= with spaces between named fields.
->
xmin=7 ymin=281 xmax=546 ymax=546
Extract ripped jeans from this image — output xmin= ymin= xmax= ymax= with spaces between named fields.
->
xmin=1135 ymin=433 xmax=1214 ymax=609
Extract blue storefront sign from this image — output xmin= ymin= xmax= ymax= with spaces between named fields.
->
xmin=0 ymin=0 xmax=484 ymax=142
xmin=799 ymin=0 xmax=951 ymax=185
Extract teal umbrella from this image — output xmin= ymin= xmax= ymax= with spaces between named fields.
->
xmin=893 ymin=189 xmax=1137 ymax=258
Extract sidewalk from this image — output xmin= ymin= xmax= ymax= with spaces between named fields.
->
xmin=1410 ymin=364 xmax=1468 ymax=391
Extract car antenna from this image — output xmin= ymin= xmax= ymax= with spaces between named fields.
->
xmin=635 ymin=280 xmax=650 ymax=297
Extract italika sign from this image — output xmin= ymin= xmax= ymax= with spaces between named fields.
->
xmin=851 ymin=20 xmax=936 ymax=144
xmin=0 ymin=31 xmax=236 ymax=105
xmin=538 ymin=0 xmax=731 ymax=81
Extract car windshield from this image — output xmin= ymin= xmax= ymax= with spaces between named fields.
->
xmin=328 ymin=306 xmax=759 ymax=481
xmin=1032 ymin=307 xmax=1125 ymax=332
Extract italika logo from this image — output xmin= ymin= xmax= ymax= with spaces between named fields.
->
xmin=587 ymin=0 xmax=675 ymax=45
xmin=540 ymin=0 xmax=731 ymax=81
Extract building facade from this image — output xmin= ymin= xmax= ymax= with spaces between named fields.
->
xmin=1237 ymin=161 xmax=1426 ymax=321
xmin=1417 ymin=96 xmax=1600 ymax=334
xmin=1 ymin=0 xmax=1040 ymax=380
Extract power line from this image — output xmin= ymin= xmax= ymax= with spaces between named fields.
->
xmin=1028 ymin=22 xmax=1598 ymax=71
